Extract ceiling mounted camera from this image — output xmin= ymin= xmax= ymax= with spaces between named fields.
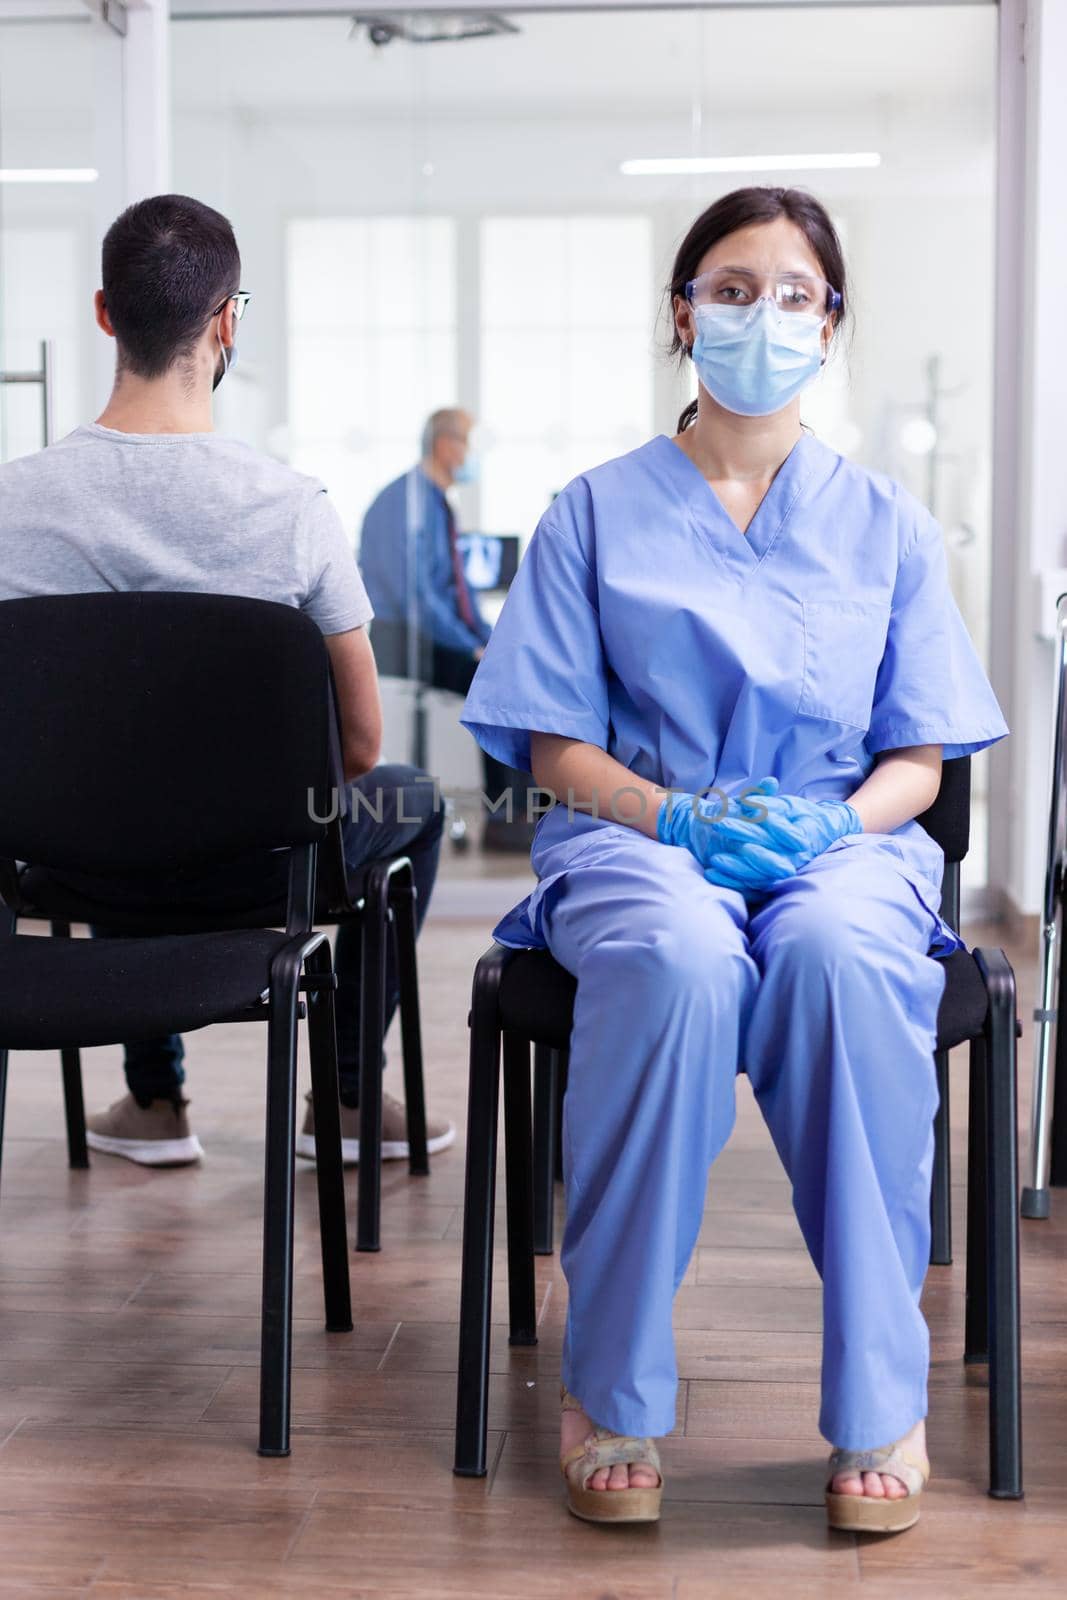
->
xmin=352 ymin=13 xmax=520 ymax=49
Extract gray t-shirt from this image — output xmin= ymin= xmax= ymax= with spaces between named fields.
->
xmin=0 ymin=422 xmax=373 ymax=635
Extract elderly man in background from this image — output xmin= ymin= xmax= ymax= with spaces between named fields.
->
xmin=360 ymin=408 xmax=533 ymax=851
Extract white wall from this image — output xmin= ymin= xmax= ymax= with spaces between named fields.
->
xmin=173 ymin=98 xmax=995 ymax=467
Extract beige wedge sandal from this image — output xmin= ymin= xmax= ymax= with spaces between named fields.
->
xmin=825 ymin=1440 xmax=930 ymax=1534
xmin=559 ymin=1385 xmax=663 ymax=1525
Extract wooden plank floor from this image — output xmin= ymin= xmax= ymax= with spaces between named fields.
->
xmin=0 ymin=909 xmax=1065 ymax=1597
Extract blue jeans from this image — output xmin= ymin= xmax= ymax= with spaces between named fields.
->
xmin=97 ymin=764 xmax=444 ymax=1108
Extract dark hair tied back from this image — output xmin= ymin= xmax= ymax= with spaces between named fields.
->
xmin=667 ymin=186 xmax=849 ymax=433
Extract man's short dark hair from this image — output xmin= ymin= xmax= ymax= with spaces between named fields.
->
xmin=101 ymin=194 xmax=241 ymax=379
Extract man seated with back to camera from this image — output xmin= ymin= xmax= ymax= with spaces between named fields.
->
xmin=0 ymin=193 xmax=455 ymax=1169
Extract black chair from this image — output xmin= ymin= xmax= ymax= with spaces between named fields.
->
xmin=0 ymin=592 xmax=354 ymax=1457
xmin=454 ymin=755 xmax=1023 ymax=1499
xmin=9 ymin=698 xmax=431 ymax=1256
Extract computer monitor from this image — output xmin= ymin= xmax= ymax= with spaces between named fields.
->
xmin=456 ymin=533 xmax=521 ymax=592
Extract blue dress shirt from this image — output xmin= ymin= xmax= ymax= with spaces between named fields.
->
xmin=359 ymin=467 xmax=491 ymax=656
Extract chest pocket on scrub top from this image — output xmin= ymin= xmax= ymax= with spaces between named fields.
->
xmin=796 ymin=599 xmax=892 ymax=730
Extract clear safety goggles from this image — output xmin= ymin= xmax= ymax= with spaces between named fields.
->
xmin=685 ymin=268 xmax=841 ymax=317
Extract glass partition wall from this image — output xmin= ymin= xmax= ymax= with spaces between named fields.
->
xmin=171 ymin=3 xmax=998 ymax=879
xmin=0 ymin=6 xmax=124 ymax=464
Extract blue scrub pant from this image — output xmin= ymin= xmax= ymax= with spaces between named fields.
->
xmin=539 ymin=826 xmax=946 ymax=1451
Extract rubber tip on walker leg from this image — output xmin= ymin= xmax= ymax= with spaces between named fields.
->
xmin=1021 ymin=1186 xmax=1051 ymax=1219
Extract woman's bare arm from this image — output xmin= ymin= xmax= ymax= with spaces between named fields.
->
xmin=530 ymin=732 xmax=664 ymax=839
xmin=531 ymin=733 xmax=944 ymax=844
xmin=845 ymin=745 xmax=942 ymax=834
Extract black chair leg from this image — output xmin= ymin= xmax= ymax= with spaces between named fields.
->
xmin=929 ymin=1048 xmax=952 ymax=1265
xmin=454 ymin=949 xmax=506 ymax=1478
xmin=0 ymin=903 xmax=11 ymax=1190
xmin=392 ymin=871 xmax=429 ymax=1178
xmin=975 ymin=948 xmax=1023 ymax=1499
xmin=532 ymin=1044 xmax=559 ymax=1255
xmin=60 ymin=1048 xmax=89 ymax=1170
xmin=50 ymin=923 xmax=90 ymax=1169
xmin=503 ymin=1032 xmax=537 ymax=1345
xmin=356 ymin=866 xmax=391 ymax=1253
xmin=304 ymin=941 xmax=353 ymax=1335
xmin=0 ymin=1044 xmax=7 ymax=1195
xmin=964 ymin=1033 xmax=989 ymax=1365
xmin=258 ymin=953 xmax=303 ymax=1458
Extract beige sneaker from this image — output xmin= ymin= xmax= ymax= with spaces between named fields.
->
xmin=295 ymin=1088 xmax=455 ymax=1167
xmin=86 ymin=1093 xmax=204 ymax=1167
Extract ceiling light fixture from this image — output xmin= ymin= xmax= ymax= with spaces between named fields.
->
xmin=0 ymin=168 xmax=99 ymax=184
xmin=620 ymin=152 xmax=881 ymax=177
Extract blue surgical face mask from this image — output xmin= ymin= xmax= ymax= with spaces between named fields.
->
xmin=453 ymin=453 xmax=479 ymax=485
xmin=690 ymin=298 xmax=825 ymax=418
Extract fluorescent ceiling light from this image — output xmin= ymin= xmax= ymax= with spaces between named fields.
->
xmin=0 ymin=168 xmax=99 ymax=184
xmin=621 ymin=153 xmax=881 ymax=177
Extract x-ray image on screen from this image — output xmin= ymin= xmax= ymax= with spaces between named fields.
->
xmin=456 ymin=533 xmax=520 ymax=591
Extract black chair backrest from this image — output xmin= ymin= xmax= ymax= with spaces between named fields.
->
xmin=0 ymin=592 xmax=332 ymax=874
xmin=915 ymin=754 xmax=970 ymax=865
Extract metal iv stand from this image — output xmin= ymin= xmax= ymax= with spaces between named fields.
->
xmin=0 ymin=338 xmax=55 ymax=449
xmin=1021 ymin=591 xmax=1067 ymax=1219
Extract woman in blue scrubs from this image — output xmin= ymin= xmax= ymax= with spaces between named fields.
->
xmin=461 ymin=187 xmax=1007 ymax=1533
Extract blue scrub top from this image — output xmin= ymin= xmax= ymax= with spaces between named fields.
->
xmin=359 ymin=466 xmax=491 ymax=657
xmin=461 ymin=431 xmax=1008 ymax=909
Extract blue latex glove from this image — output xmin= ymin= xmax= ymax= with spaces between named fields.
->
xmin=702 ymin=844 xmax=798 ymax=898
xmin=766 ymin=792 xmax=864 ymax=868
xmin=656 ymin=776 xmax=808 ymax=870
xmin=699 ymin=791 xmax=863 ymax=901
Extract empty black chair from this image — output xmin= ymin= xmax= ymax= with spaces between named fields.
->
xmin=11 ymin=704 xmax=430 ymax=1256
xmin=0 ymin=592 xmax=354 ymax=1456
xmin=454 ymin=755 xmax=1023 ymax=1499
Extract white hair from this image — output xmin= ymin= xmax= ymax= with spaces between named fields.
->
xmin=421 ymin=407 xmax=470 ymax=459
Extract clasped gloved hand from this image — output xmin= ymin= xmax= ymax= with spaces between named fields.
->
xmin=766 ymin=792 xmax=864 ymax=864
xmin=703 ymin=790 xmax=864 ymax=898
xmin=657 ymin=777 xmax=863 ymax=901
xmin=656 ymin=776 xmax=806 ymax=880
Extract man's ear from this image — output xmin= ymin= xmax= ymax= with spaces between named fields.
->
xmin=94 ymin=290 xmax=115 ymax=339
xmin=218 ymin=298 xmax=237 ymax=349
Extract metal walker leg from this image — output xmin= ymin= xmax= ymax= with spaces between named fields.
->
xmin=1022 ymin=591 xmax=1067 ymax=1219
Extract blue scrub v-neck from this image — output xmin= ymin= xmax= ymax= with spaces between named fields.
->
xmin=653 ymin=430 xmax=816 ymax=575
xmin=462 ymin=420 xmax=1009 ymax=941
